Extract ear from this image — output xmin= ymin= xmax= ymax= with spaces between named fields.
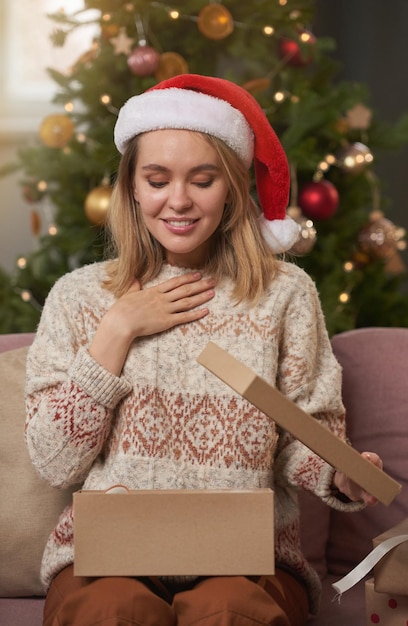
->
xmin=133 ymin=186 xmax=138 ymax=202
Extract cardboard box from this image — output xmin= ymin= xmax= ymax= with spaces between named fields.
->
xmin=373 ymin=518 xmax=408 ymax=595
xmin=73 ymin=488 xmax=274 ymax=577
xmin=197 ymin=342 xmax=401 ymax=506
xmin=365 ymin=577 xmax=408 ymax=626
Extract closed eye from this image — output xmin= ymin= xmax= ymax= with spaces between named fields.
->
xmin=148 ymin=180 xmax=168 ymax=188
xmin=193 ymin=179 xmax=214 ymax=188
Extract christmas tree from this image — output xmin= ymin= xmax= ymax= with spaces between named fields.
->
xmin=2 ymin=0 xmax=408 ymax=335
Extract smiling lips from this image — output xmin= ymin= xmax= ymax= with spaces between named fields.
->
xmin=163 ymin=219 xmax=199 ymax=233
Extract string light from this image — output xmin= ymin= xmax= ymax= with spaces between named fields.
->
xmin=316 ymin=154 xmax=337 ymax=176
xmin=300 ymin=32 xmax=312 ymax=43
xmin=48 ymin=226 xmax=58 ymax=236
xmin=318 ymin=161 xmax=330 ymax=172
xmin=17 ymin=257 xmax=27 ymax=269
xmin=339 ymin=292 xmax=350 ymax=304
xmin=15 ymin=287 xmax=43 ymax=311
xmin=343 ymin=261 xmax=354 ymax=272
xmin=37 ymin=181 xmax=48 ymax=192
xmin=64 ymin=102 xmax=74 ymax=112
xmin=100 ymin=94 xmax=111 ymax=105
xmin=21 ymin=290 xmax=32 ymax=302
xmin=169 ymin=10 xmax=179 ymax=19
xmin=263 ymin=25 xmax=274 ymax=36
xmin=274 ymin=91 xmax=285 ymax=102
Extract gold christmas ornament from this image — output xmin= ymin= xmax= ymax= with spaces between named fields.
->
xmin=39 ymin=114 xmax=75 ymax=148
xmin=84 ymin=185 xmax=112 ymax=225
xmin=287 ymin=206 xmax=317 ymax=255
xmin=336 ymin=142 xmax=374 ymax=173
xmin=155 ymin=52 xmax=188 ymax=81
xmin=358 ymin=211 xmax=406 ymax=274
xmin=197 ymin=3 xmax=234 ymax=40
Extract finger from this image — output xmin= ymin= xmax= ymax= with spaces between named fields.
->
xmin=167 ymin=279 xmax=216 ymax=304
xmin=170 ymin=287 xmax=215 ymax=313
xmin=362 ymin=452 xmax=383 ymax=469
xmin=157 ymin=272 xmax=204 ymax=294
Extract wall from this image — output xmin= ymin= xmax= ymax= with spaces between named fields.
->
xmin=0 ymin=0 xmax=95 ymax=274
xmin=315 ymin=0 xmax=408 ymax=263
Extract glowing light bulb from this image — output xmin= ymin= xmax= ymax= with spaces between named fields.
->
xmin=300 ymin=32 xmax=311 ymax=43
xmin=17 ymin=257 xmax=27 ymax=269
xmin=263 ymin=25 xmax=274 ymax=36
xmin=21 ymin=290 xmax=31 ymax=302
xmin=339 ymin=292 xmax=350 ymax=303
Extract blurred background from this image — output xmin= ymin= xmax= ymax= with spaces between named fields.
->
xmin=1 ymin=0 xmax=407 ymax=334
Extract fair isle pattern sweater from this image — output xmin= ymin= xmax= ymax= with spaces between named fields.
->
xmin=25 ymin=261 xmax=363 ymax=614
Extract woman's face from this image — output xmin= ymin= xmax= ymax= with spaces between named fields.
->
xmin=133 ymin=129 xmax=230 ymax=267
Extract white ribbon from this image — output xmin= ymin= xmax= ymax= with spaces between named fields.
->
xmin=332 ymin=534 xmax=408 ymax=595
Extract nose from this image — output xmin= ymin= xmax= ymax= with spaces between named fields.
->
xmin=168 ymin=182 xmax=193 ymax=212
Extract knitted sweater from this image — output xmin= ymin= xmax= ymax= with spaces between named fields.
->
xmin=25 ymin=260 xmax=362 ymax=614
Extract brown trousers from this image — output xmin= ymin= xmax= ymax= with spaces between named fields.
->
xmin=43 ymin=566 xmax=309 ymax=626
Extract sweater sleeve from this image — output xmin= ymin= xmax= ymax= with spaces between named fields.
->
xmin=273 ymin=270 xmax=365 ymax=512
xmin=25 ymin=270 xmax=132 ymax=488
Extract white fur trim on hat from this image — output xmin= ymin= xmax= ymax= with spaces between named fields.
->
xmin=258 ymin=214 xmax=301 ymax=254
xmin=114 ymin=88 xmax=254 ymax=166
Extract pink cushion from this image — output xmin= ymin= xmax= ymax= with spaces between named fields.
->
xmin=327 ymin=327 xmax=408 ymax=575
xmin=0 ymin=598 xmax=44 ymax=626
xmin=0 ymin=333 xmax=35 ymax=353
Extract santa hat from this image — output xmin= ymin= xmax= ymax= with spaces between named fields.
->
xmin=114 ymin=74 xmax=300 ymax=253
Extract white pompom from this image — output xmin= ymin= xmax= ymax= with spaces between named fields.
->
xmin=258 ymin=215 xmax=301 ymax=254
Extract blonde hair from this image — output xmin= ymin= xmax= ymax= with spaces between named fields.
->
xmin=104 ymin=132 xmax=279 ymax=304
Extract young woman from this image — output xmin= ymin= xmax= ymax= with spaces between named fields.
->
xmin=25 ymin=74 xmax=382 ymax=626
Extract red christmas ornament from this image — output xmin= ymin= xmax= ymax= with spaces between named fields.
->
xmin=278 ymin=30 xmax=316 ymax=67
xmin=298 ymin=180 xmax=339 ymax=220
xmin=127 ymin=45 xmax=160 ymax=76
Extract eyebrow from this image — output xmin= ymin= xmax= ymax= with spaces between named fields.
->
xmin=141 ymin=163 xmax=222 ymax=174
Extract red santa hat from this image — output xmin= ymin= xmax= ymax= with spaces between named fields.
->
xmin=114 ymin=74 xmax=300 ymax=253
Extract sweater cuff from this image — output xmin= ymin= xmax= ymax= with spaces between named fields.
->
xmin=315 ymin=460 xmax=366 ymax=512
xmin=69 ymin=347 xmax=132 ymax=409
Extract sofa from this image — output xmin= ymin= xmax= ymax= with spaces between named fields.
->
xmin=0 ymin=327 xmax=407 ymax=626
